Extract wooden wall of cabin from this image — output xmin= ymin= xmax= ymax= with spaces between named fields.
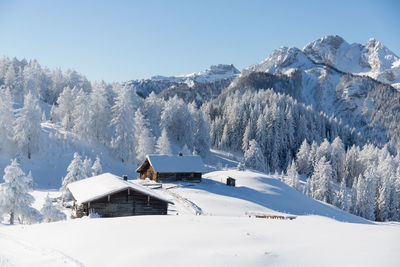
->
xmin=74 ymin=188 xmax=168 ymax=218
xmin=156 ymin=172 xmax=202 ymax=182
xmin=140 ymin=165 xmax=157 ymax=181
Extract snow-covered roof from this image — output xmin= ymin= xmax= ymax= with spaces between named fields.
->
xmin=136 ymin=155 xmax=206 ymax=173
xmin=67 ymin=173 xmax=173 ymax=205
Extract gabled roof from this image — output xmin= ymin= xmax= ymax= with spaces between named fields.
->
xmin=136 ymin=155 xmax=206 ymax=173
xmin=67 ymin=173 xmax=173 ymax=204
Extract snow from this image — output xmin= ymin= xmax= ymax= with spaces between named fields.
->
xmin=177 ymin=64 xmax=240 ymax=83
xmin=67 ymin=173 xmax=173 ymax=204
xmin=0 ymin=122 xmax=137 ymax=189
xmin=0 ymin=215 xmax=399 ymax=267
xmin=151 ymin=64 xmax=240 ymax=83
xmin=303 ymin=35 xmax=400 ymax=87
xmin=141 ymin=154 xmax=206 ymax=173
xmin=166 ymin=170 xmax=368 ymax=223
xmin=0 ymin=169 xmax=399 ymax=266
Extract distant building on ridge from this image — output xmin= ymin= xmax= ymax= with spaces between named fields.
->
xmin=136 ymin=154 xmax=206 ymax=183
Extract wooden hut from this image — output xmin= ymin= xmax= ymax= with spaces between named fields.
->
xmin=226 ymin=177 xmax=236 ymax=187
xmin=67 ymin=173 xmax=173 ymax=218
xmin=136 ymin=154 xmax=206 ymax=183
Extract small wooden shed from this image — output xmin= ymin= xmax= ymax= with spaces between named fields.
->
xmin=67 ymin=173 xmax=173 ymax=218
xmin=226 ymin=177 xmax=236 ymax=187
xmin=136 ymin=154 xmax=206 ymax=183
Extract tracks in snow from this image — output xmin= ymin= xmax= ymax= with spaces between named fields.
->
xmin=0 ymin=232 xmax=84 ymax=267
xmin=163 ymin=186 xmax=205 ymax=216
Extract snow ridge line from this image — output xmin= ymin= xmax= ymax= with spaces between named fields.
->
xmin=162 ymin=188 xmax=204 ymax=215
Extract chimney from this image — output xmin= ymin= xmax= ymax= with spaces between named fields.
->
xmin=122 ymin=175 xmax=128 ymax=181
xmin=178 ymin=152 xmax=183 ymax=156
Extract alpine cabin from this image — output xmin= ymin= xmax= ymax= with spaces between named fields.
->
xmin=67 ymin=173 xmax=173 ymax=218
xmin=136 ymin=154 xmax=206 ymax=183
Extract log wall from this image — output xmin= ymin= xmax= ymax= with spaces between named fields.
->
xmin=74 ymin=188 xmax=168 ymax=218
xmin=156 ymin=172 xmax=202 ymax=183
xmin=140 ymin=165 xmax=157 ymax=181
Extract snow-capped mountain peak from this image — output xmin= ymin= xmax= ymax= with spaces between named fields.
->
xmin=302 ymin=35 xmax=400 ymax=87
xmin=178 ymin=64 xmax=240 ymax=82
xmin=303 ymin=35 xmax=366 ymax=72
xmin=149 ymin=64 xmax=239 ymax=83
xmin=127 ymin=64 xmax=239 ymax=99
xmin=242 ymin=46 xmax=313 ymax=76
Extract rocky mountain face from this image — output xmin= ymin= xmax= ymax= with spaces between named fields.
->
xmin=126 ymin=64 xmax=239 ymax=102
xmin=223 ymin=36 xmax=400 ymax=148
xmin=303 ymin=35 xmax=400 ymax=89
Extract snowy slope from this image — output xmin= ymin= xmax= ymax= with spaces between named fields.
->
xmin=0 ymin=209 xmax=399 ymax=266
xmin=165 ymin=170 xmax=368 ymax=223
xmin=0 ymin=122 xmax=137 ymax=189
xmin=1 ymin=169 xmax=399 ymax=266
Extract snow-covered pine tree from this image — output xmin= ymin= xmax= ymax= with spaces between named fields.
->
xmin=55 ymin=86 xmax=75 ymax=130
xmin=237 ymin=161 xmax=245 ymax=171
xmin=13 ymin=91 xmax=42 ymax=159
xmin=60 ymin=152 xmax=86 ymax=202
xmin=336 ymin=176 xmax=350 ymax=211
xmin=25 ymin=170 xmax=34 ymax=189
xmin=155 ymin=128 xmax=172 ymax=155
xmin=72 ymin=89 xmax=92 ymax=140
xmin=23 ymin=59 xmax=44 ymax=100
xmin=88 ymin=82 xmax=111 ymax=145
xmin=244 ymin=139 xmax=265 ymax=172
xmin=286 ymin=160 xmax=300 ymax=190
xmin=316 ymin=139 xmax=331 ymax=165
xmin=4 ymin=64 xmax=16 ymax=89
xmin=189 ymin=103 xmax=211 ymax=157
xmin=161 ymin=96 xmax=195 ymax=150
xmin=0 ymin=159 xmax=37 ymax=224
xmin=143 ymin=92 xmax=164 ymax=138
xmin=82 ymin=157 xmax=93 ymax=178
xmin=363 ymin=168 xmax=376 ymax=221
xmin=41 ymin=194 xmax=67 ymax=222
xmin=308 ymin=141 xmax=318 ymax=174
xmin=311 ymin=156 xmax=334 ymax=204
xmin=91 ymin=156 xmax=102 ymax=176
xmin=111 ymin=85 xmax=136 ymax=163
xmin=255 ymin=114 xmax=267 ymax=152
xmin=303 ymin=177 xmax=312 ymax=197
xmin=377 ymin=154 xmax=398 ymax=221
xmin=296 ymin=139 xmax=311 ymax=175
xmin=0 ymin=88 xmax=15 ymax=151
xmin=377 ymin=175 xmax=390 ymax=221
xmin=331 ymin=137 xmax=345 ymax=182
xmin=134 ymin=109 xmax=155 ymax=162
xmin=344 ymin=145 xmax=362 ymax=188
xmin=242 ymin=122 xmax=252 ymax=153
xmin=181 ymin=144 xmax=191 ymax=155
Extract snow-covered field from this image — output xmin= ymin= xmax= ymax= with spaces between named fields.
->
xmin=2 ymin=215 xmax=400 ymax=267
xmin=1 ymin=170 xmax=400 ymax=266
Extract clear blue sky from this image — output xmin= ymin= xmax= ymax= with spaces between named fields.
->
xmin=0 ymin=0 xmax=399 ymax=82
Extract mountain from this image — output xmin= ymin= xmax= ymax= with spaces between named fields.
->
xmin=303 ymin=35 xmax=400 ymax=89
xmin=224 ymin=36 xmax=400 ymax=148
xmin=126 ymin=64 xmax=240 ymax=102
